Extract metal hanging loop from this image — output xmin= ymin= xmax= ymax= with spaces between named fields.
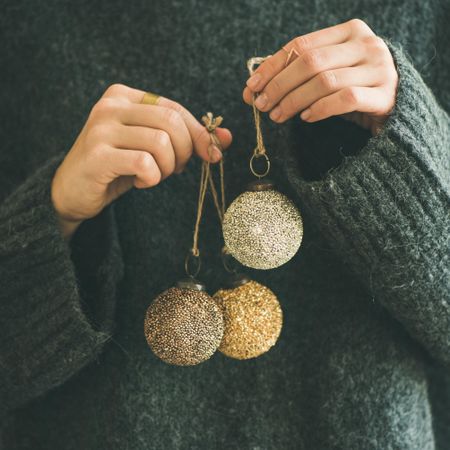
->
xmin=221 ymin=246 xmax=241 ymax=274
xmin=249 ymin=152 xmax=271 ymax=178
xmin=184 ymin=250 xmax=201 ymax=278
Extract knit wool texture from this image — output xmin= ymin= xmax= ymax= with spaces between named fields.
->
xmin=0 ymin=1 xmax=449 ymax=449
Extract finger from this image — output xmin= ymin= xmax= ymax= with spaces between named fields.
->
xmin=244 ymin=19 xmax=373 ymax=93
xmin=110 ymin=125 xmax=176 ymax=180
xmin=102 ymin=84 xmax=233 ymax=162
xmin=158 ymin=97 xmax=233 ymax=163
xmin=214 ymin=127 xmax=233 ymax=150
xmin=282 ymin=19 xmax=373 ymax=60
xmin=102 ymin=83 xmax=150 ymax=103
xmin=117 ymin=104 xmax=192 ymax=173
xmin=100 ymin=146 xmax=162 ymax=189
xmin=299 ymin=86 xmax=391 ymax=123
xmin=269 ymin=65 xmax=384 ymax=123
xmin=244 ymin=41 xmax=368 ymax=111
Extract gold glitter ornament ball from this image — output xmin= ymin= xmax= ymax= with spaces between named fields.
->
xmin=222 ymin=180 xmax=303 ymax=270
xmin=144 ymin=281 xmax=224 ymax=366
xmin=213 ymin=277 xmax=283 ymax=360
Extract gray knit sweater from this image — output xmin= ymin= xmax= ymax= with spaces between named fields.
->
xmin=1 ymin=1 xmax=449 ymax=449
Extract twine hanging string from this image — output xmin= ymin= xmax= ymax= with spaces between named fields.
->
xmin=246 ymin=48 xmax=300 ymax=178
xmin=246 ymin=56 xmax=272 ymax=178
xmin=190 ymin=156 xmax=209 ymax=258
xmin=247 ymin=56 xmax=270 ymax=160
xmin=187 ymin=112 xmax=226 ymax=276
xmin=187 ymin=42 xmax=299 ymax=271
xmin=202 ymin=112 xmax=226 ymax=223
xmin=201 ymin=113 xmax=238 ymax=273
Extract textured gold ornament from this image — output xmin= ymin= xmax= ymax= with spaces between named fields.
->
xmin=222 ymin=180 xmax=303 ymax=270
xmin=213 ymin=277 xmax=283 ymax=360
xmin=143 ymin=112 xmax=231 ymax=367
xmin=144 ymin=282 xmax=224 ymax=366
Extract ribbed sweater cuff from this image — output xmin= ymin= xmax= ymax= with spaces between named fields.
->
xmin=281 ymin=39 xmax=450 ymax=363
xmin=0 ymin=152 xmax=124 ymax=411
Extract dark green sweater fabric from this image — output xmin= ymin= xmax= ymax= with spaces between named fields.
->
xmin=1 ymin=1 xmax=449 ymax=449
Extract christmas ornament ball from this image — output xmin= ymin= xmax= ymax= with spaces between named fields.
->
xmin=222 ymin=180 xmax=303 ymax=270
xmin=213 ymin=277 xmax=283 ymax=360
xmin=144 ymin=281 xmax=224 ymax=366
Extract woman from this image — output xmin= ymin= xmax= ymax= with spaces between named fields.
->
xmin=1 ymin=1 xmax=449 ymax=449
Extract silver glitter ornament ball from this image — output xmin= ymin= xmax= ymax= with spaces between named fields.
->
xmin=222 ymin=180 xmax=303 ymax=269
xmin=144 ymin=280 xmax=224 ymax=366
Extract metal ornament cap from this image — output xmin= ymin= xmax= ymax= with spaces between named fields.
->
xmin=222 ymin=186 xmax=303 ymax=270
xmin=144 ymin=285 xmax=224 ymax=366
xmin=213 ymin=279 xmax=283 ymax=360
xmin=176 ymin=277 xmax=206 ymax=291
xmin=224 ymin=272 xmax=251 ymax=289
xmin=246 ymin=178 xmax=275 ymax=191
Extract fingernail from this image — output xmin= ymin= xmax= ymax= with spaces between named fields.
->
xmin=246 ymin=73 xmax=262 ymax=89
xmin=208 ymin=144 xmax=222 ymax=162
xmin=300 ymin=109 xmax=311 ymax=120
xmin=270 ymin=106 xmax=281 ymax=121
xmin=254 ymin=92 xmax=268 ymax=109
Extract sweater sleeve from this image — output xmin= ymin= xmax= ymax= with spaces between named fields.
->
xmin=280 ymin=38 xmax=450 ymax=366
xmin=0 ymin=151 xmax=124 ymax=413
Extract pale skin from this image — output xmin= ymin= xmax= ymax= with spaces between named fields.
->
xmin=243 ymin=19 xmax=399 ymax=134
xmin=51 ymin=19 xmax=398 ymax=240
xmin=51 ymin=84 xmax=233 ymax=239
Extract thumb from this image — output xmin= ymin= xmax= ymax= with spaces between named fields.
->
xmin=214 ymin=127 xmax=233 ymax=152
xmin=191 ymin=124 xmax=233 ymax=163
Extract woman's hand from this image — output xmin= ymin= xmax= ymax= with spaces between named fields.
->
xmin=51 ymin=83 xmax=232 ymax=240
xmin=242 ymin=19 xmax=399 ymax=135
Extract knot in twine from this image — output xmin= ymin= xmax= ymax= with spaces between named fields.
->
xmin=202 ymin=112 xmax=224 ymax=152
xmin=202 ymin=111 xmax=223 ymax=132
